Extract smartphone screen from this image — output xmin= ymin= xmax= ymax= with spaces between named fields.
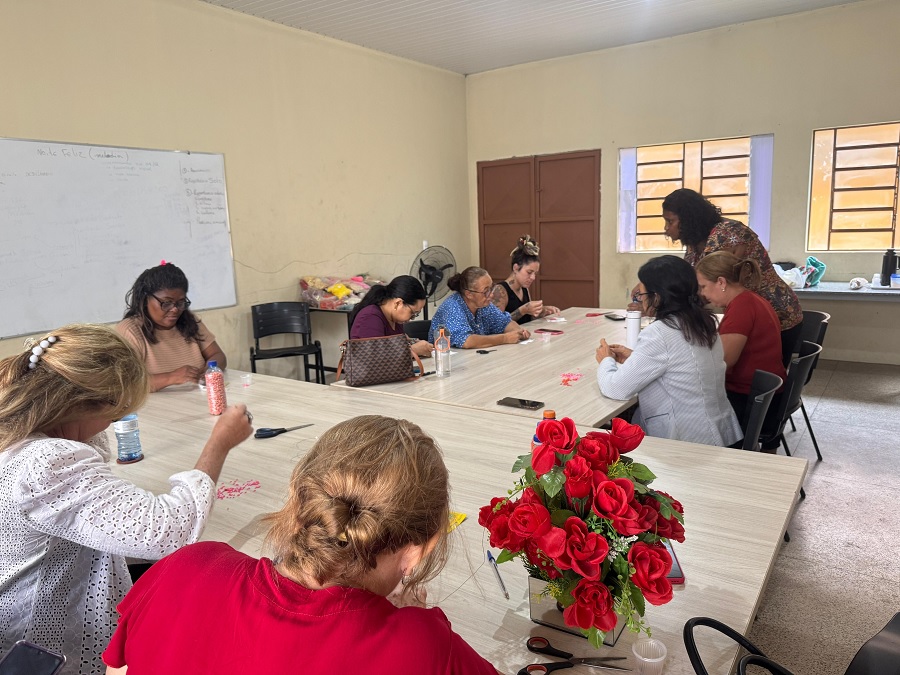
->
xmin=663 ymin=540 xmax=685 ymax=584
xmin=605 ymin=313 xmax=627 ymax=321
xmin=0 ymin=641 xmax=66 ymax=675
xmin=496 ymin=397 xmax=545 ymax=410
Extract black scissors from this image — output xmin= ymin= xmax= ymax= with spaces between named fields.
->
xmin=517 ymin=636 xmax=631 ymax=674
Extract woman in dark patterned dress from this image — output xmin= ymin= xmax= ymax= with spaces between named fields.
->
xmin=662 ymin=189 xmax=803 ymax=366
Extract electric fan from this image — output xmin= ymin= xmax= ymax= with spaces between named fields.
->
xmin=410 ymin=246 xmax=456 ymax=320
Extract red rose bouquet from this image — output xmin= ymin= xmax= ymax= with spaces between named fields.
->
xmin=478 ymin=415 xmax=684 ymax=647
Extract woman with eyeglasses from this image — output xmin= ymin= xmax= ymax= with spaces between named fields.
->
xmin=595 ymin=256 xmax=741 ymax=446
xmin=116 ymin=263 xmax=227 ymax=391
xmin=349 ymin=275 xmax=432 ymax=358
xmin=427 ymin=267 xmax=530 ymax=348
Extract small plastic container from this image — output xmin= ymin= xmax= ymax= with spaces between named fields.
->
xmin=891 ymin=274 xmax=900 ymax=289
xmin=205 ymin=361 xmax=227 ymax=415
xmin=632 ymin=637 xmax=667 ymax=674
xmin=240 ymin=373 xmax=253 ymax=387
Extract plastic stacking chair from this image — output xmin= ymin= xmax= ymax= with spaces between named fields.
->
xmin=787 ymin=310 xmax=830 ymax=461
xmin=684 ymin=613 xmax=900 ymax=675
xmin=402 ymin=320 xmax=432 ymax=342
xmin=740 ymin=370 xmax=782 ymax=452
xmin=759 ymin=341 xmax=823 ymax=460
xmin=249 ymin=302 xmax=325 ymax=384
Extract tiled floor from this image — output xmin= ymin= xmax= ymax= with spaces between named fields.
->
xmin=746 ymin=360 xmax=900 ymax=674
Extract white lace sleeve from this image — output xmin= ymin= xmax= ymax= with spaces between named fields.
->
xmin=12 ymin=437 xmax=215 ymax=560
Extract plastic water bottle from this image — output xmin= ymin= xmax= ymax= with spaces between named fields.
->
xmin=435 ymin=328 xmax=451 ymax=378
xmin=531 ymin=410 xmax=556 ymax=451
xmin=625 ymin=309 xmax=642 ymax=350
xmin=205 ymin=361 xmax=227 ymax=415
xmin=113 ymin=413 xmax=144 ymax=464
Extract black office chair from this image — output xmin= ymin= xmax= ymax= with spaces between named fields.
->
xmin=403 ymin=320 xmax=431 ymax=342
xmin=787 ymin=310 xmax=830 ymax=461
xmin=684 ymin=613 xmax=900 ymax=675
xmin=740 ymin=370 xmax=782 ymax=452
xmin=249 ymin=302 xmax=326 ymax=384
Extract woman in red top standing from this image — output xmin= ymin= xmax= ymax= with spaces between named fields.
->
xmin=696 ymin=252 xmax=787 ymax=451
xmin=103 ymin=415 xmax=499 ymax=675
xmin=662 ymin=189 xmax=802 ymax=367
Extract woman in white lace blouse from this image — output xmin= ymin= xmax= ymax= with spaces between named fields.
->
xmin=0 ymin=324 xmax=252 ymax=674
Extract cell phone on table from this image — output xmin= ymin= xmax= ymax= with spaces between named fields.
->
xmin=0 ymin=641 xmax=66 ymax=675
xmin=605 ymin=313 xmax=627 ymax=321
xmin=663 ymin=540 xmax=685 ymax=584
xmin=534 ymin=328 xmax=564 ymax=335
xmin=497 ymin=397 xmax=545 ymax=410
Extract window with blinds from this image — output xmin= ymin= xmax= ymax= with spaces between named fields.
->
xmin=808 ymin=122 xmax=900 ymax=251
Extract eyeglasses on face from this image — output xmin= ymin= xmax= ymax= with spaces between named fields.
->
xmin=466 ymin=286 xmax=493 ymax=298
xmin=151 ymin=294 xmax=191 ymax=312
xmin=632 ymin=291 xmax=653 ymax=303
xmin=405 ymin=304 xmax=422 ymax=320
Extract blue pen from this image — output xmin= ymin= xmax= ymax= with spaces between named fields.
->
xmin=486 ymin=550 xmax=509 ymax=600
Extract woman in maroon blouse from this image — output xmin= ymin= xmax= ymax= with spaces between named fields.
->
xmin=349 ymin=275 xmax=432 ymax=357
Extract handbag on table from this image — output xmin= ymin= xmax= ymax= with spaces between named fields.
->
xmin=336 ymin=333 xmax=425 ymax=387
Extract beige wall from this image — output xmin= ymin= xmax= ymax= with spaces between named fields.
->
xmin=466 ymin=0 xmax=900 ymax=364
xmin=0 ymin=0 xmax=469 ymax=373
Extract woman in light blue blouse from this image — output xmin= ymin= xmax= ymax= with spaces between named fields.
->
xmin=428 ymin=267 xmax=530 ymax=349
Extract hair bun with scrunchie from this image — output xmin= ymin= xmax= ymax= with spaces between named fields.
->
xmin=511 ymin=235 xmax=540 ymax=258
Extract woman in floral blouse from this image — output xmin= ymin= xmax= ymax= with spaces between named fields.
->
xmin=662 ymin=188 xmax=803 ymax=365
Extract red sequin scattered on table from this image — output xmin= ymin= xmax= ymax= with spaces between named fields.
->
xmin=560 ymin=372 xmax=583 ymax=387
xmin=216 ymin=479 xmax=261 ymax=500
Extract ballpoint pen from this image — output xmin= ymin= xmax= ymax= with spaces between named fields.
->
xmin=486 ymin=550 xmax=509 ymax=600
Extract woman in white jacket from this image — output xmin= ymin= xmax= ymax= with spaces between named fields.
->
xmin=596 ymin=256 xmax=741 ymax=446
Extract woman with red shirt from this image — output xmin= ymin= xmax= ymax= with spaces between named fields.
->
xmin=696 ymin=252 xmax=787 ymax=451
xmin=103 ymin=415 xmax=499 ymax=675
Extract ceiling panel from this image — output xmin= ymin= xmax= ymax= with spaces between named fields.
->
xmin=201 ymin=0 xmax=861 ymax=74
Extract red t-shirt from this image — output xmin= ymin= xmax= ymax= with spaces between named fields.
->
xmin=103 ymin=542 xmax=498 ymax=675
xmin=718 ymin=290 xmax=787 ymax=394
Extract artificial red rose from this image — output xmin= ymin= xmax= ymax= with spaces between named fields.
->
xmin=562 ymin=578 xmax=618 ymax=632
xmin=591 ymin=476 xmax=635 ymax=520
xmin=485 ymin=512 xmax=525 ymax=552
xmin=524 ymin=539 xmax=561 ymax=579
xmin=608 ymin=418 xmax=645 ymax=453
xmin=519 ymin=487 xmax=542 ymax=505
xmin=578 ymin=432 xmax=620 ymax=472
xmin=532 ymin=441 xmax=561 ymax=477
xmin=553 ymin=517 xmax=609 ymax=580
xmin=478 ymin=497 xmax=511 ymax=529
xmin=611 ymin=500 xmax=657 ymax=536
xmin=628 ymin=541 xmax=673 ymax=606
xmin=563 ymin=455 xmax=593 ymax=500
xmin=536 ymin=416 xmax=578 ymax=451
xmin=508 ymin=502 xmax=553 ymax=540
xmin=641 ymin=493 xmax=685 ymax=543
xmin=535 ymin=525 xmax=566 ymax=559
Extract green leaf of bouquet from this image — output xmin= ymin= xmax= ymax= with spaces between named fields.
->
xmin=631 ymin=481 xmax=648 ymax=494
xmin=629 ymin=582 xmax=646 ymax=617
xmin=612 ymin=555 xmax=631 ymax=579
xmin=539 ymin=466 xmax=565 ymax=498
xmin=587 ymin=626 xmax=604 ymax=649
xmin=495 ymin=549 xmax=516 ymax=564
xmin=628 ymin=462 xmax=656 ymax=482
xmin=550 ymin=509 xmax=576 ymax=527
xmin=511 ymin=453 xmax=532 ymax=473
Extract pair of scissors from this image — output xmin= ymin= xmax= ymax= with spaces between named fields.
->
xmin=517 ymin=636 xmax=631 ymax=674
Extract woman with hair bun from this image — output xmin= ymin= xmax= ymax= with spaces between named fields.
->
xmin=595 ymin=256 xmax=741 ymax=446
xmin=349 ymin=275 xmax=432 ymax=358
xmin=0 ymin=324 xmax=252 ymax=674
xmin=103 ymin=415 xmax=500 ymax=675
xmin=117 ymin=262 xmax=227 ymax=391
xmin=696 ymin=251 xmax=787 ymax=448
xmin=661 ymin=189 xmax=802 ymax=365
xmin=491 ymin=235 xmax=560 ymax=324
xmin=427 ymin=266 xmax=530 ymax=348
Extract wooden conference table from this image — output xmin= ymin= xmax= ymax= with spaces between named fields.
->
xmin=113 ymin=370 xmax=807 ymax=675
xmin=333 ymin=306 xmax=637 ymax=428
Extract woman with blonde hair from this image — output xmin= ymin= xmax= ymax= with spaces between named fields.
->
xmin=0 ymin=324 xmax=252 ymax=674
xmin=695 ymin=251 xmax=787 ymax=448
xmin=103 ymin=415 xmax=499 ymax=675
xmin=491 ymin=235 xmax=560 ymax=323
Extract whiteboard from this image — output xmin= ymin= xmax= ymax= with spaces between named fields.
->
xmin=0 ymin=138 xmax=236 ymax=338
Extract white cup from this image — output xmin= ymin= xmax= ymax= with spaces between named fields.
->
xmin=240 ymin=373 xmax=253 ymax=388
xmin=632 ymin=637 xmax=667 ymax=675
